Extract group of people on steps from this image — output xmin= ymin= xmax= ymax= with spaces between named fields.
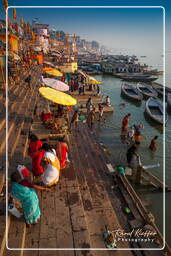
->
xmin=10 ymin=134 xmax=69 ymax=227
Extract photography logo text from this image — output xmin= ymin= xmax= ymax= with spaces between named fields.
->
xmin=111 ymin=228 xmax=157 ymax=243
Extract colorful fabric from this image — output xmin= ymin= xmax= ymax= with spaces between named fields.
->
xmin=17 ymin=165 xmax=30 ymax=179
xmin=41 ymin=149 xmax=60 ymax=186
xmin=135 ymin=135 xmax=142 ymax=142
xmin=41 ymin=112 xmax=53 ymax=121
xmin=32 ymin=150 xmax=45 ymax=176
xmin=19 ymin=179 xmax=34 ymax=188
xmin=56 ymin=143 xmax=68 ymax=169
xmin=28 ymin=140 xmax=42 ymax=156
xmin=11 ymin=183 xmax=40 ymax=224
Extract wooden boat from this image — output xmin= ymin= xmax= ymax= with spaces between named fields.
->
xmin=121 ymin=83 xmax=143 ymax=101
xmin=137 ymin=82 xmax=158 ymax=98
xmin=167 ymin=92 xmax=171 ymax=108
xmin=122 ymin=74 xmax=158 ymax=82
xmin=156 ymin=86 xmax=164 ymax=97
xmin=145 ymin=97 xmax=168 ymax=124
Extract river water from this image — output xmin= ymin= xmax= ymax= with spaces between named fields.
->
xmin=93 ymin=68 xmax=171 ymax=246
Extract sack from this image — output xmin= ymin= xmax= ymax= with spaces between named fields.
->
xmin=8 ymin=203 xmax=23 ymax=218
xmin=17 ymin=165 xmax=30 ymax=179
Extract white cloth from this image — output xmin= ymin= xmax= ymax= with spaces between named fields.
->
xmin=41 ymin=149 xmax=59 ymax=185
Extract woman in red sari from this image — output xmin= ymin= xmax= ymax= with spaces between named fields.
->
xmin=28 ymin=134 xmax=45 ymax=176
xmin=56 ymin=137 xmax=69 ymax=170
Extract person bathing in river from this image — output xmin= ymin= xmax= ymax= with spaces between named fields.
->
xmin=106 ymin=96 xmax=111 ymax=106
xmin=127 ymin=126 xmax=135 ymax=144
xmin=121 ymin=113 xmax=131 ymax=143
xmin=127 ymin=146 xmax=142 ymax=182
xmin=126 ymin=141 xmax=140 ymax=165
xmin=149 ymin=136 xmax=158 ymax=151
xmin=98 ymin=103 xmax=104 ymax=122
xmin=134 ymin=123 xmax=144 ymax=143
xmin=86 ymin=98 xmax=93 ymax=114
xmin=41 ymin=143 xmax=60 ymax=187
xmin=87 ymin=108 xmax=96 ymax=130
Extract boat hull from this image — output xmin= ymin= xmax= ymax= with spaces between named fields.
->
xmin=167 ymin=93 xmax=171 ymax=109
xmin=137 ymin=83 xmax=158 ymax=98
xmin=145 ymin=97 xmax=167 ymax=125
xmin=121 ymin=83 xmax=143 ymax=101
xmin=122 ymin=77 xmax=158 ymax=82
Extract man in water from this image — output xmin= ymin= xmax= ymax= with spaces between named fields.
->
xmin=127 ymin=143 xmax=142 ymax=183
xmin=134 ymin=123 xmax=144 ymax=143
xmin=121 ymin=113 xmax=131 ymax=143
xmin=106 ymin=96 xmax=111 ymax=106
xmin=87 ymin=108 xmax=96 ymax=130
xmin=86 ymin=98 xmax=93 ymax=114
xmin=126 ymin=141 xmax=140 ymax=165
xmin=98 ymin=103 xmax=104 ymax=122
xmin=149 ymin=136 xmax=158 ymax=151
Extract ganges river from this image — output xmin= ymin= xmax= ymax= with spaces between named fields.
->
xmin=92 ymin=70 xmax=171 ymax=246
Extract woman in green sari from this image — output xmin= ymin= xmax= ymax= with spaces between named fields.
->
xmin=10 ymin=172 xmax=41 ymax=226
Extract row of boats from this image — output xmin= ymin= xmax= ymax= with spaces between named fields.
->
xmin=121 ymin=82 xmax=171 ymax=125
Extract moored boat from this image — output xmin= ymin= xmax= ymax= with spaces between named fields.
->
xmin=121 ymin=83 xmax=143 ymax=101
xmin=145 ymin=97 xmax=168 ymax=124
xmin=155 ymin=86 xmax=164 ymax=97
xmin=137 ymin=82 xmax=158 ymax=98
xmin=167 ymin=92 xmax=171 ymax=108
xmin=122 ymin=74 xmax=158 ymax=82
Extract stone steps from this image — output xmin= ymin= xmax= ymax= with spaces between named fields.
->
xmin=0 ymin=65 xmax=42 ymax=256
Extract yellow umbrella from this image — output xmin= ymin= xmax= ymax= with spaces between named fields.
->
xmin=39 ymin=87 xmax=77 ymax=106
xmin=86 ymin=74 xmax=102 ymax=85
xmin=88 ymin=80 xmax=102 ymax=85
xmin=45 ymin=69 xmax=63 ymax=77
xmin=43 ymin=67 xmax=54 ymax=71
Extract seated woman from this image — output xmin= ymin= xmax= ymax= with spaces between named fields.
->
xmin=41 ymin=143 xmax=60 ymax=187
xmin=56 ymin=137 xmax=69 ymax=170
xmin=28 ymin=134 xmax=42 ymax=156
xmin=10 ymin=171 xmax=41 ymax=227
xmin=28 ymin=134 xmax=45 ymax=177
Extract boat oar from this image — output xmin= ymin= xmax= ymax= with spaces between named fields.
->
xmin=142 ymin=163 xmax=160 ymax=170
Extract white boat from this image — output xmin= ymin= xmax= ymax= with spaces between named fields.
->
xmin=145 ymin=97 xmax=168 ymax=125
xmin=137 ymin=83 xmax=158 ymax=98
